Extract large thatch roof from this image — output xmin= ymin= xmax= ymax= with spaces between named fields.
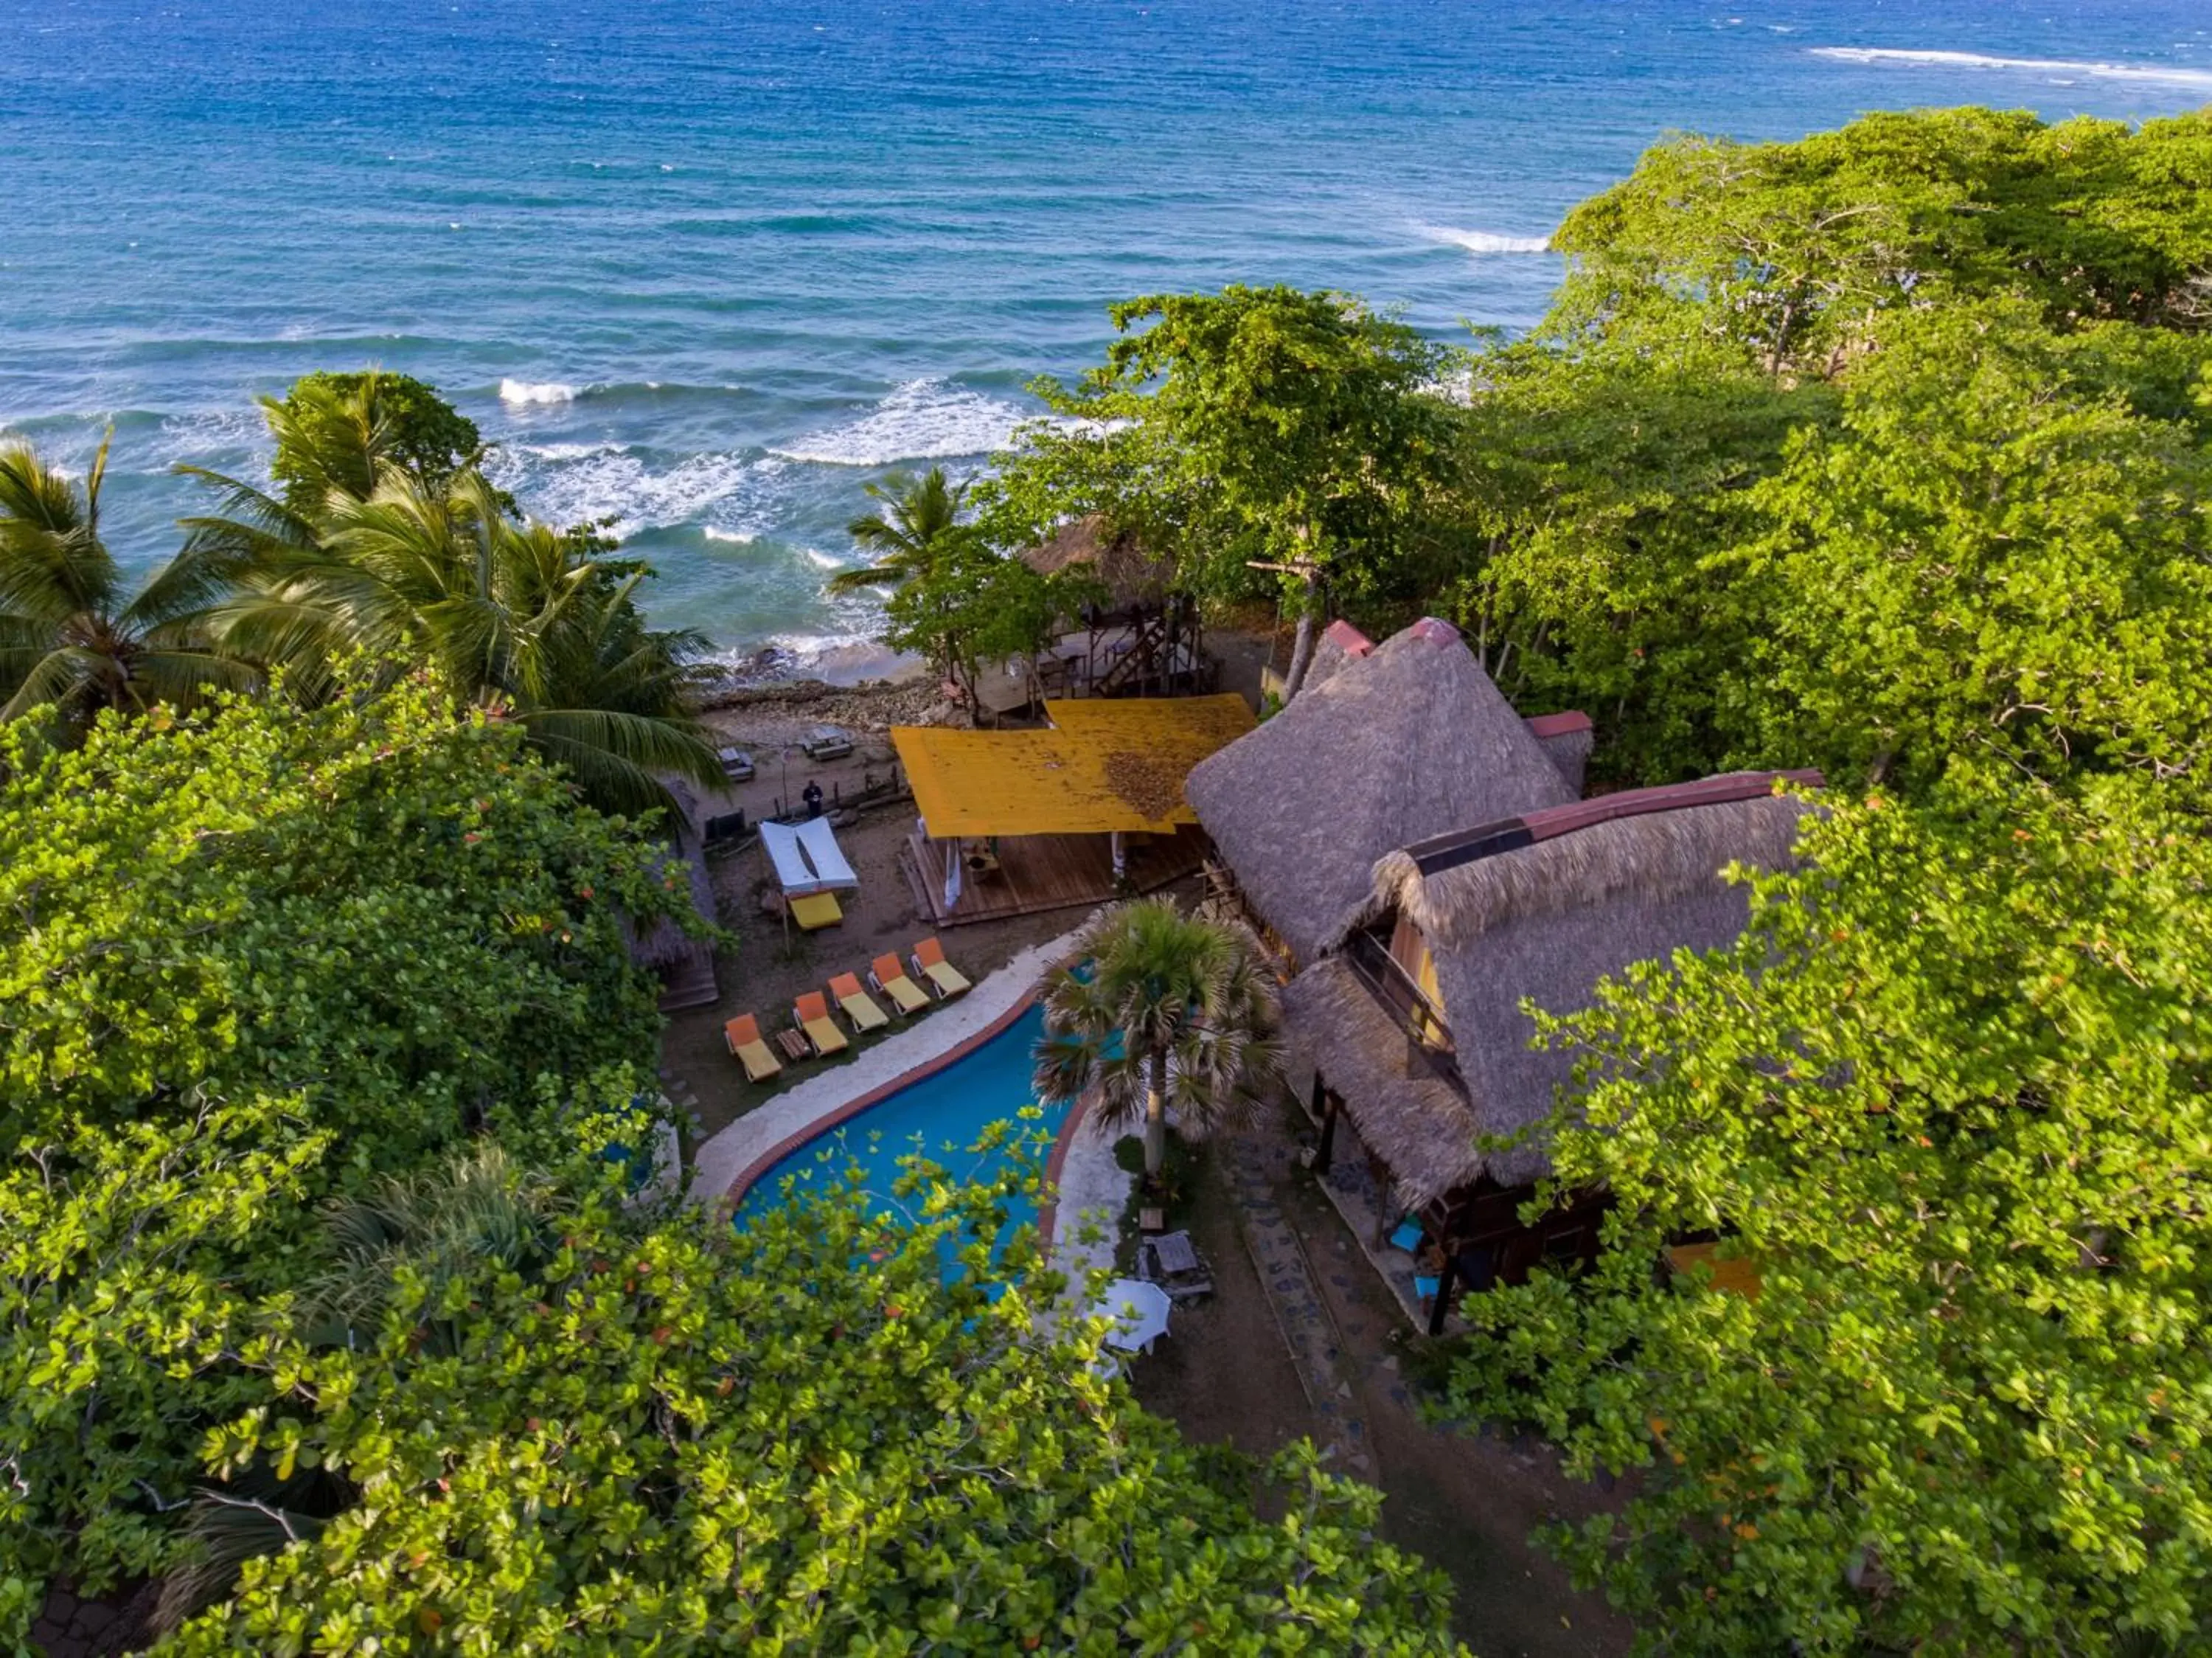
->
xmin=1186 ymin=618 xmax=1575 ymax=963
xmin=1295 ymin=780 xmax=1818 ymax=1207
xmin=1019 ymin=516 xmax=1172 ymax=609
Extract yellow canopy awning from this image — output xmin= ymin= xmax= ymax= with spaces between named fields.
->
xmin=893 ymin=693 xmax=1256 ymax=839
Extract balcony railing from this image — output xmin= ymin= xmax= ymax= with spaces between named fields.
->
xmin=1343 ymin=928 xmax=1464 ymax=1093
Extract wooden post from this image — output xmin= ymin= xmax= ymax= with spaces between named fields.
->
xmin=1312 ymin=1078 xmax=1338 ymax=1174
xmin=1367 ymin=1151 xmax=1393 ymax=1249
xmin=1427 ymin=1252 xmax=1458 ymax=1337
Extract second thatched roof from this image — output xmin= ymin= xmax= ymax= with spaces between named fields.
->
xmin=1291 ymin=778 xmax=1820 ymax=1208
xmin=1186 ymin=618 xmax=1576 ymax=964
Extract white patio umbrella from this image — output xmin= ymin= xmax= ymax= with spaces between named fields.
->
xmin=1091 ymin=1278 xmax=1172 ymax=1354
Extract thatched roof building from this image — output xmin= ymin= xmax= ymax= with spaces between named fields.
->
xmin=1185 ymin=618 xmax=1579 ymax=964
xmin=1290 ymin=774 xmax=1818 ymax=1207
xmin=1019 ymin=516 xmax=1172 ymax=611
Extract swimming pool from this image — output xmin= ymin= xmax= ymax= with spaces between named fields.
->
xmin=731 ymin=1002 xmax=1071 ymax=1237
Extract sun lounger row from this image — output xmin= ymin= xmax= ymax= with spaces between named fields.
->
xmin=723 ymin=936 xmax=972 ymax=1083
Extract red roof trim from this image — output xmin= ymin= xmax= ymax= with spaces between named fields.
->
xmin=1323 ymin=620 xmax=1375 ymax=657
xmin=1405 ymin=770 xmax=1823 ymax=877
xmin=1523 ymin=710 xmax=1593 ymax=739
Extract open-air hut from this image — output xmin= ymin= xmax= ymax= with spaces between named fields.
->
xmin=1287 ymin=771 xmax=1820 ymax=1325
xmin=1000 ymin=516 xmax=1207 ymax=705
xmin=1184 ymin=618 xmax=1586 ymax=965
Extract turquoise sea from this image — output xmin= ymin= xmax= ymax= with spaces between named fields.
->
xmin=4 ymin=1 xmax=2208 ymax=663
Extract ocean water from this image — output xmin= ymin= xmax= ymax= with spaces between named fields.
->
xmin=4 ymin=1 xmax=2208 ymax=661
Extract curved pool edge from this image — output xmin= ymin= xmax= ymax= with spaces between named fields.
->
xmin=690 ymin=922 xmax=1104 ymax=1246
xmin=723 ymin=986 xmax=1090 ymax=1246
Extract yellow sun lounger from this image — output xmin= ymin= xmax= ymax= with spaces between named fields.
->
xmin=789 ymin=892 xmax=843 ymax=931
xmin=827 ymin=971 xmax=890 ymax=1034
xmin=793 ymin=991 xmax=849 ymax=1057
xmin=911 ymin=936 xmax=972 ymax=999
xmin=869 ymin=952 xmax=931 ymax=1017
xmin=723 ymin=1013 xmax=783 ymax=1084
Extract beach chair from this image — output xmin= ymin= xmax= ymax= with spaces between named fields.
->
xmin=789 ymin=891 xmax=843 ymax=931
xmin=827 ymin=971 xmax=890 ymax=1034
xmin=869 ymin=952 xmax=931 ymax=1017
xmin=793 ymin=991 xmax=849 ymax=1057
xmin=910 ymin=936 xmax=972 ymax=1000
xmin=723 ymin=1013 xmax=784 ymax=1084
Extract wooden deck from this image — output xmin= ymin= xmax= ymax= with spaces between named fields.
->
xmin=902 ymin=826 xmax=1209 ymax=926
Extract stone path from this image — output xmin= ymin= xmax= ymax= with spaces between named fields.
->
xmin=1221 ymin=1128 xmax=1374 ymax=1476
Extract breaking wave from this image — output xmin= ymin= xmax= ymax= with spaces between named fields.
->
xmin=498 ymin=378 xmax=580 ymax=406
xmin=768 ymin=378 xmax=1036 ymax=467
xmin=1808 ymin=47 xmax=2212 ymax=89
xmin=1420 ymin=224 xmax=1554 ymax=255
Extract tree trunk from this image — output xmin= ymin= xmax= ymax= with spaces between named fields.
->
xmin=1279 ymin=603 xmax=1316 ymax=703
xmin=1143 ymin=1049 xmax=1167 ymax=1184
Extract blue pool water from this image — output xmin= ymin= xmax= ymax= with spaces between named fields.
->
xmin=4 ymin=1 xmax=2208 ymax=659
xmin=734 ymin=1002 xmax=1068 ymax=1232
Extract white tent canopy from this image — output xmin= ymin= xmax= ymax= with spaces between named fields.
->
xmin=759 ymin=817 xmax=860 ymax=898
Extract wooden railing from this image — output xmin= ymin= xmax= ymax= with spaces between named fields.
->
xmin=1343 ymin=929 xmax=1464 ymax=1092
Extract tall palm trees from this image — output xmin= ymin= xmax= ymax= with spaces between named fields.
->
xmin=1032 ymin=900 xmax=1286 ymax=1187
xmin=183 ymin=381 xmax=722 ymax=816
xmin=826 ymin=465 xmax=968 ymax=594
xmin=0 ymin=434 xmax=254 ymax=731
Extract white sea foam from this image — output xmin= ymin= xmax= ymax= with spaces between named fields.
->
xmin=498 ymin=378 xmax=580 ymax=406
xmin=1809 ymin=46 xmax=2212 ymax=89
xmin=701 ymin=526 xmax=756 ymax=545
xmin=769 ymin=378 xmax=1036 ymax=467
xmin=803 ymin=548 xmax=846 ymax=570
xmin=1420 ymin=224 xmax=1554 ymax=256
xmin=152 ymin=406 xmax=273 ymax=468
xmin=486 ymin=443 xmax=785 ymax=538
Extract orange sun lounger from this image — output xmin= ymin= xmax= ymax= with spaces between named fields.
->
xmin=793 ymin=991 xmax=849 ymax=1057
xmin=723 ymin=1013 xmax=784 ymax=1084
xmin=869 ymin=952 xmax=931 ymax=1017
xmin=827 ymin=971 xmax=891 ymax=1033
xmin=910 ymin=936 xmax=972 ymax=1000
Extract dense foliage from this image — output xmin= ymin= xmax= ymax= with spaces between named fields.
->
xmin=165 ymin=1148 xmax=1465 ymax=1655
xmin=1417 ymin=106 xmax=2212 ymax=1656
xmin=1 ymin=681 xmax=1463 ymax=1651
xmin=981 ymin=285 xmax=1453 ymax=697
xmin=1459 ymin=105 xmax=2212 ymax=795
xmin=0 ymin=679 xmax=689 ymax=1634
xmin=1443 ymin=775 xmax=2212 ymax=1654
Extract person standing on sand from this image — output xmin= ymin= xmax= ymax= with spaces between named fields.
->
xmin=802 ymin=780 xmax=824 ymax=819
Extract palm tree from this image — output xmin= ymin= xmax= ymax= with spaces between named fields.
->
xmin=826 ymin=465 xmax=968 ymax=594
xmin=1032 ymin=900 xmax=1286 ymax=1188
xmin=188 ymin=465 xmax=722 ymax=816
xmin=0 ymin=434 xmax=254 ymax=732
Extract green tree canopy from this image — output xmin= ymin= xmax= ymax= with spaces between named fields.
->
xmin=1441 ymin=774 xmax=2212 ymax=1654
xmin=1436 ymin=106 xmax=2212 ymax=794
xmin=1550 ymin=106 xmax=2212 ymax=378
xmin=163 ymin=1149 xmax=1470 ymax=1655
xmin=264 ymin=369 xmax=488 ymax=515
xmin=1019 ymin=285 xmax=1455 ymax=697
xmin=0 ymin=676 xmax=691 ymax=1623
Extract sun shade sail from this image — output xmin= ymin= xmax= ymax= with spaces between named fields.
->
xmin=760 ymin=816 xmax=860 ymax=895
xmin=893 ymin=694 xmax=1255 ymax=839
